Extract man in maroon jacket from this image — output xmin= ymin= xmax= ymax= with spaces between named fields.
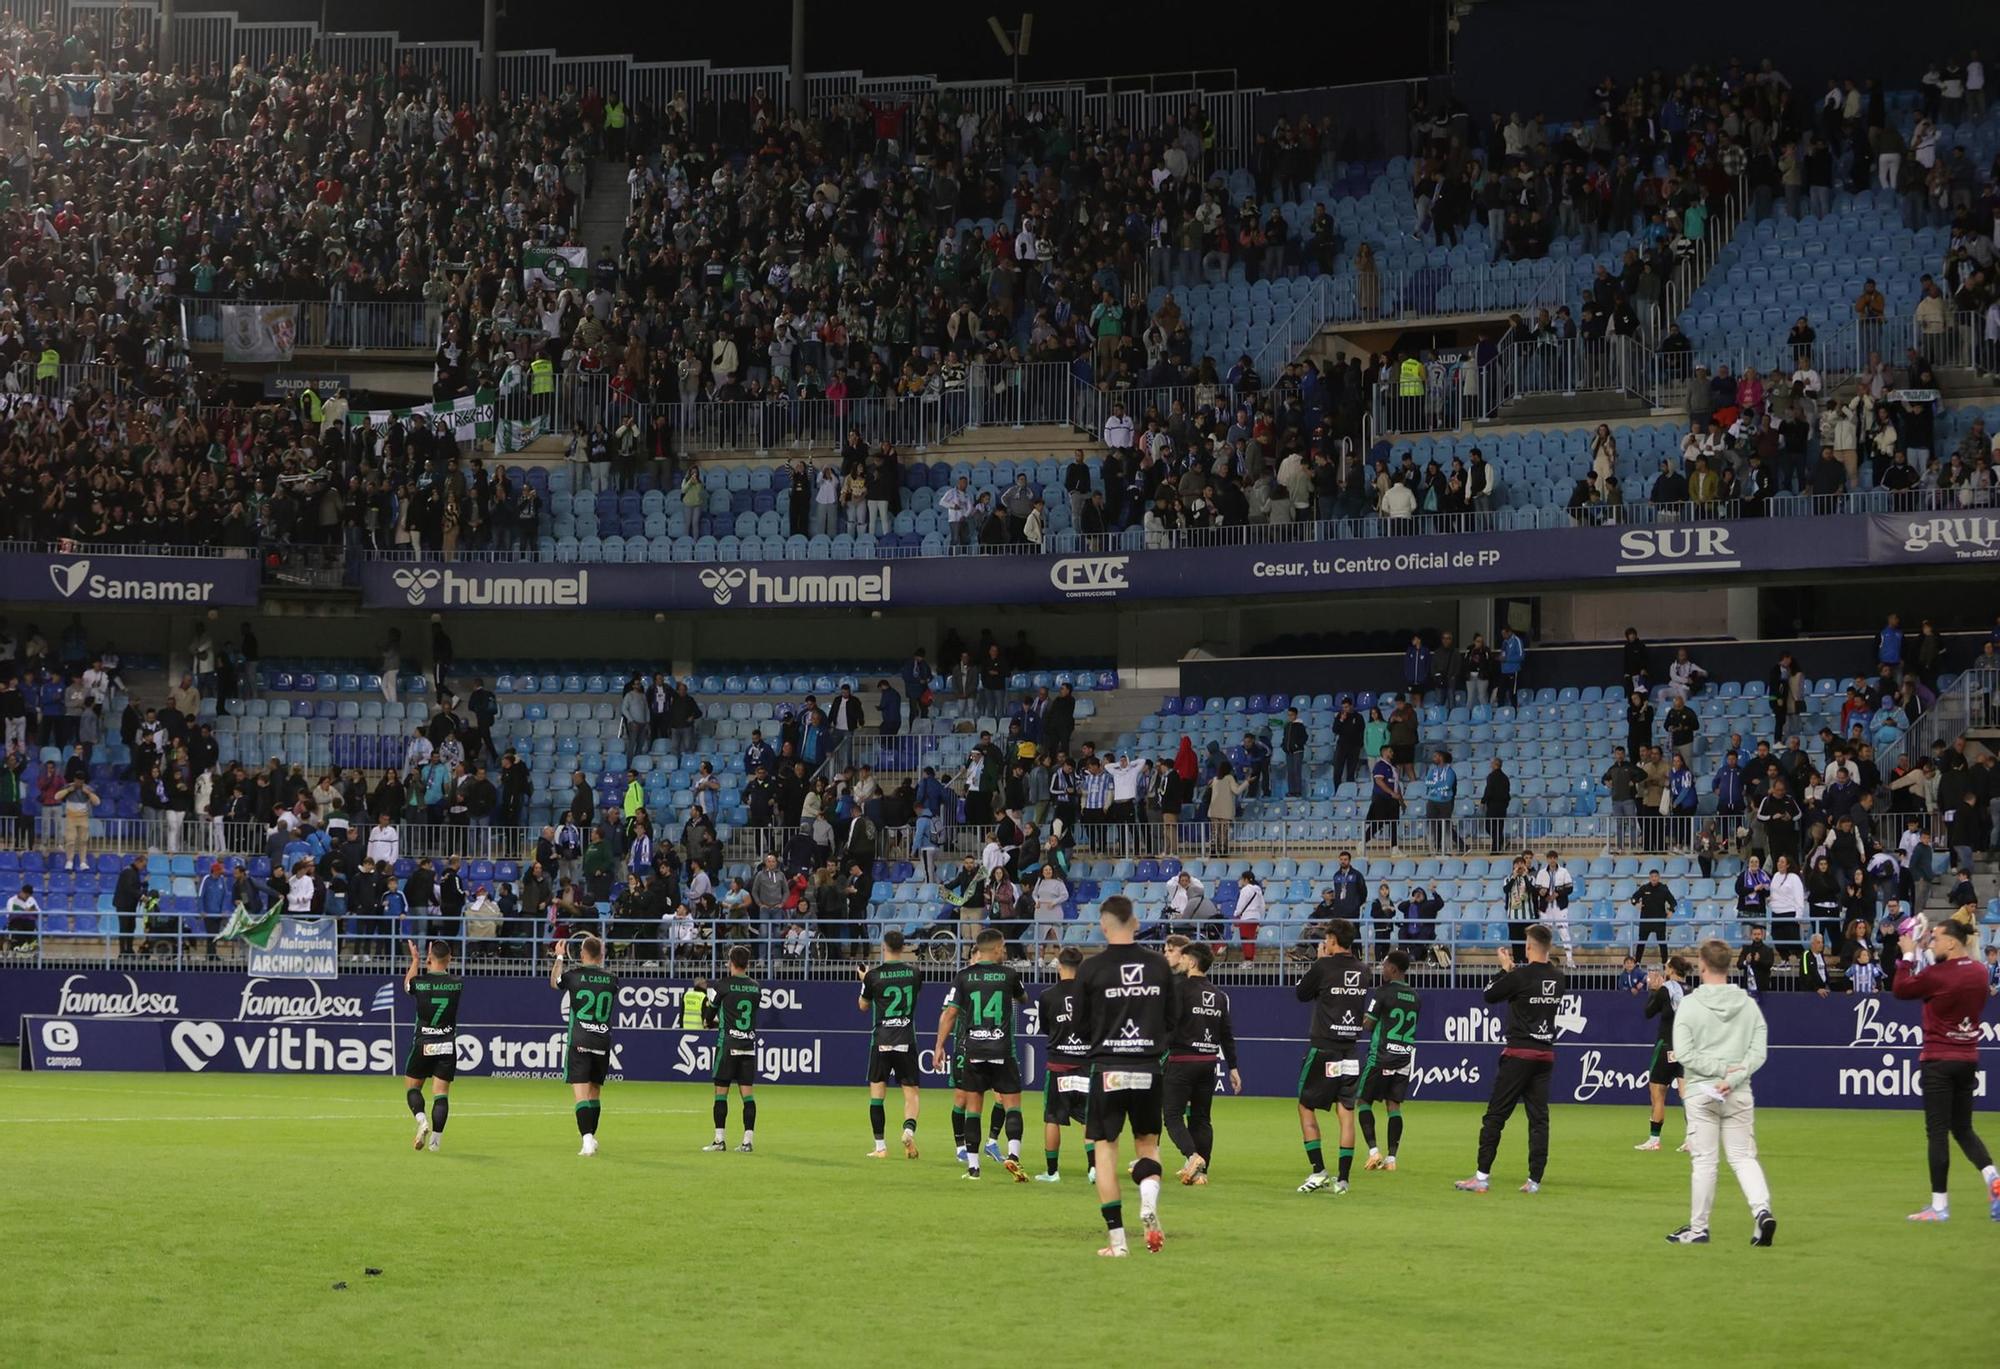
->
xmin=1890 ymin=911 xmax=2000 ymax=1223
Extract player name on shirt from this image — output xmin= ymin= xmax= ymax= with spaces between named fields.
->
xmin=952 ymin=964 xmax=1024 ymax=1062
xmin=1363 ymin=980 xmax=1421 ymax=1071
xmin=408 ymin=972 xmax=462 ymax=1055
xmin=561 ymin=965 xmax=616 ymax=1051
xmin=710 ymin=974 xmax=761 ymax=1056
xmin=863 ymin=962 xmax=923 ymax=1054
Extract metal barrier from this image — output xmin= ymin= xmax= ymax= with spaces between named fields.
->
xmin=1660 ymin=173 xmax=1750 ymax=339
xmin=1481 ymin=335 xmax=1675 ymax=411
xmin=180 ymin=298 xmax=442 ymax=353
xmin=3 ymin=906 xmax=1677 ymax=989
xmin=1811 ymin=311 xmax=1984 ymax=388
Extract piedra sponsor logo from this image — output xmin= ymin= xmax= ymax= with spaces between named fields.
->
xmin=46 ymin=558 xmax=221 ymax=602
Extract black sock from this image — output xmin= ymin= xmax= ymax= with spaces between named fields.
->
xmin=988 ymin=1101 xmax=1005 ymax=1140
xmin=962 ymin=1108 xmax=981 ymax=1162
xmin=406 ymin=1086 xmax=424 ymax=1116
xmin=1337 ymin=1147 xmax=1354 ymax=1182
xmin=1004 ymin=1108 xmax=1023 ymax=1149
xmin=1305 ymin=1139 xmax=1324 ymax=1173
xmin=1045 ymin=1149 xmax=1060 ymax=1175
xmin=1649 ymin=1118 xmax=1663 ymax=1139
xmin=951 ymin=1105 xmax=965 ymax=1144
xmin=431 ymin=1095 xmax=448 ymax=1134
xmin=869 ymin=1099 xmax=886 ymax=1143
xmin=581 ymin=1101 xmax=599 ymax=1136
xmin=713 ymin=1096 xmax=727 ymax=1130
xmin=1100 ymin=1200 xmax=1123 ymax=1232
xmin=903 ymin=1116 xmax=916 ymax=1135
xmin=1357 ymin=1106 xmax=1377 ymax=1149
xmin=1387 ymin=1112 xmax=1403 ymax=1156
xmin=742 ymin=1098 xmax=756 ymax=1131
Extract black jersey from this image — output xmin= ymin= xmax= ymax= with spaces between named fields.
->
xmin=1484 ymin=962 xmax=1568 ymax=1051
xmin=560 ymin=964 xmax=616 ymax=1053
xmin=1644 ymin=979 xmax=1683 ymax=1044
xmin=407 ymin=971 xmax=463 ymax=1036
xmin=1074 ymin=942 xmax=1179 ymax=1065
xmin=951 ymin=963 xmax=1025 ymax=1062
xmin=1168 ymin=977 xmax=1236 ymax=1064
xmin=1295 ymin=952 xmax=1370 ymax=1053
xmin=1038 ymin=980 xmax=1090 ymax=1065
xmin=705 ymin=974 xmax=761 ymax=1057
xmin=862 ymin=961 xmax=922 ymax=1054
xmin=1362 ymin=978 xmax=1421 ymax=1074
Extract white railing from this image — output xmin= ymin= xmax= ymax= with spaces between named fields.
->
xmin=181 ymin=298 xmax=443 ymax=354
xmin=1659 ymin=172 xmax=1751 ymax=340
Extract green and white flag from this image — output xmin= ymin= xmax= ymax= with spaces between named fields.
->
xmin=218 ymin=902 xmax=284 ymax=949
xmin=348 ymin=388 xmax=497 ymax=444
xmin=523 ymin=245 xmax=590 ymax=290
xmin=501 ymin=413 xmax=549 ymax=452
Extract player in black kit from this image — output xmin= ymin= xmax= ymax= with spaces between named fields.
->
xmin=1293 ymin=918 xmax=1369 ymax=1193
xmin=932 ymin=928 xmax=1029 ymax=1181
xmin=1163 ymin=936 xmax=1240 ymax=1186
xmin=704 ymin=945 xmax=761 ymax=1153
xmin=858 ymin=929 xmax=923 ymax=1159
xmin=402 ymin=939 xmax=461 ymax=1153
xmin=1074 ymin=896 xmax=1180 ymax=1256
xmin=1034 ymin=946 xmax=1092 ymax=1182
xmin=1358 ymin=949 xmax=1420 ymax=1172
xmin=1636 ymin=954 xmax=1689 ymax=1152
xmin=551 ymin=932 xmax=615 ymax=1157
xmin=1457 ymin=923 xmax=1566 ymax=1194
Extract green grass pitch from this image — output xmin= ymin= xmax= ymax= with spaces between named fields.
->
xmin=4 ymin=1060 xmax=1997 ymax=1367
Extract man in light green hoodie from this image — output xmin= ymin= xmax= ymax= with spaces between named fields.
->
xmin=1666 ymin=938 xmax=1778 ymax=1247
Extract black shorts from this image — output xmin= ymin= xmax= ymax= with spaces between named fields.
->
xmin=1085 ymin=1062 xmax=1165 ymax=1142
xmin=713 ymin=1052 xmax=758 ymax=1087
xmin=1357 ymin=1062 xmax=1408 ymax=1107
xmin=1297 ymin=1047 xmax=1359 ymax=1111
xmin=867 ymin=1048 xmax=920 ymax=1087
xmin=404 ymin=1032 xmax=457 ymax=1082
xmin=1648 ymin=1041 xmax=1683 ymax=1086
xmin=959 ymin=1057 xmax=1022 ymax=1096
xmin=565 ymin=1046 xmax=609 ymax=1086
xmin=1043 ymin=1065 xmax=1089 ymax=1125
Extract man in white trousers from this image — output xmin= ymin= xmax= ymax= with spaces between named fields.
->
xmin=1666 ymin=937 xmax=1778 ymax=1247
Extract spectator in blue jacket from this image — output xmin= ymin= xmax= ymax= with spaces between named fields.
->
xmin=1498 ymin=625 xmax=1525 ymax=704
xmin=902 ymin=650 xmax=931 ymax=721
xmin=1327 ymin=851 xmax=1366 ymax=921
xmin=1711 ymin=749 xmax=1746 ymax=817
xmin=197 ymin=859 xmax=232 ymax=958
xmin=1403 ymin=634 xmax=1434 ymax=705
xmin=1668 ymin=754 xmax=1698 ymax=844
xmin=877 ymin=680 xmax=903 ymax=738
xmin=915 ymin=766 xmax=951 ymax=822
xmin=1875 ymin=612 xmax=1902 ymax=668
xmin=1423 ymin=748 xmax=1461 ymax=851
